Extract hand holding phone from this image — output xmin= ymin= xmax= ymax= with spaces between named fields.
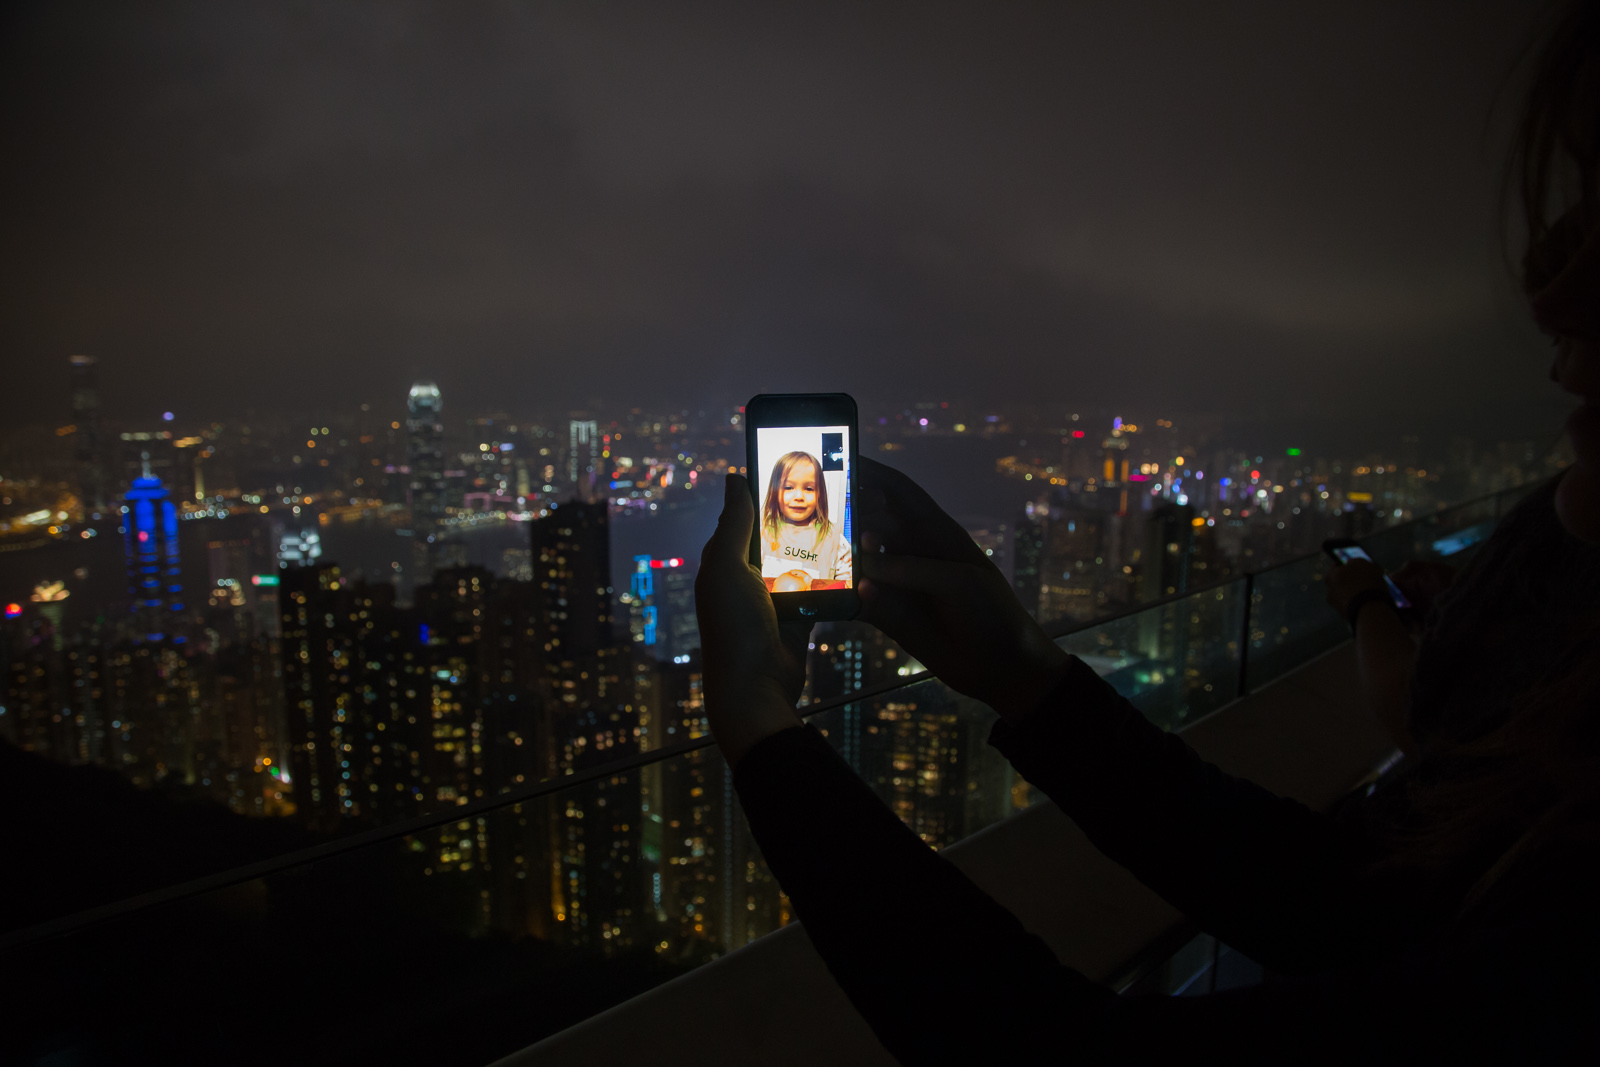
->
xmin=854 ymin=457 xmax=1073 ymax=720
xmin=744 ymin=393 xmax=861 ymax=621
xmin=694 ymin=472 xmax=812 ymax=767
xmin=1322 ymin=538 xmax=1414 ymax=612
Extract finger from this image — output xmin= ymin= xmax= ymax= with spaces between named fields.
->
xmin=857 ymin=457 xmax=951 ymax=535
xmin=854 ymin=480 xmax=889 ymax=520
xmin=858 ymin=457 xmax=939 ymax=517
xmin=857 ymin=578 xmax=934 ymax=650
xmin=857 ymin=457 xmax=984 ymax=564
xmin=853 ymin=481 xmax=901 ymax=549
xmin=778 ymin=620 xmax=813 ymax=663
xmin=702 ymin=473 xmax=755 ymax=568
xmin=860 ymin=551 xmax=975 ymax=597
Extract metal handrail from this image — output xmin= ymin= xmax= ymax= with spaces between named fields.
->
xmin=0 ymin=478 xmax=1542 ymax=952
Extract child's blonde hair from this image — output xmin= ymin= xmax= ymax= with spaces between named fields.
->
xmin=762 ymin=451 xmax=832 ymax=542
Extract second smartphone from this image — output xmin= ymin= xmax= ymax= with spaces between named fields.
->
xmin=743 ymin=392 xmax=861 ymax=621
xmin=1322 ymin=538 xmax=1415 ymax=612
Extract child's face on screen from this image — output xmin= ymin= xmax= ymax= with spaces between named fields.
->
xmin=780 ymin=458 xmax=819 ymax=524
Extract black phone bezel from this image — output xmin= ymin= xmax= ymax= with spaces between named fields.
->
xmin=1321 ymin=537 xmax=1414 ymax=613
xmin=744 ymin=392 xmax=862 ymax=622
xmin=1320 ymin=537 xmax=1363 ymax=562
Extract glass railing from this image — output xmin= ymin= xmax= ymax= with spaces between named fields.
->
xmin=0 ymin=479 xmax=1546 ymax=1065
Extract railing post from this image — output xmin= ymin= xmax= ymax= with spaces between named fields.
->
xmin=1235 ymin=571 xmax=1255 ymax=700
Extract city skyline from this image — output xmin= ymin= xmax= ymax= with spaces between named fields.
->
xmin=3 ymin=369 xmax=1564 ymax=786
xmin=2 ymin=3 xmax=1593 ymax=1062
xmin=0 ymin=349 xmax=1575 ymax=489
xmin=0 ymin=334 xmax=1568 ymax=1066
xmin=2 ymin=365 xmax=1553 ymax=961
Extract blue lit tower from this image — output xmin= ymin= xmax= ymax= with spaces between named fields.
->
xmin=123 ymin=456 xmax=185 ymax=641
xmin=626 ymin=554 xmax=658 ymax=647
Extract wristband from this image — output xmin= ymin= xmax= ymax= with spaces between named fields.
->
xmin=1345 ymin=587 xmax=1398 ymax=635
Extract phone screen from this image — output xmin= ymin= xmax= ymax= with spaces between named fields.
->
xmin=752 ymin=425 xmax=853 ymax=593
xmin=1329 ymin=545 xmax=1372 ymax=566
xmin=1329 ymin=544 xmax=1413 ymax=610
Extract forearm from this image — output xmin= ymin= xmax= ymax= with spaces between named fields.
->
xmin=991 ymin=658 xmax=1379 ymax=972
xmin=735 ymin=725 xmax=1593 ymax=1065
xmin=733 ymin=724 xmax=1111 ymax=1064
xmin=704 ymin=680 xmax=804 ymax=769
xmin=1351 ymin=601 xmax=1419 ymax=757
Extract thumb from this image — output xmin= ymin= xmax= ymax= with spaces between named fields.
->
xmin=778 ymin=620 xmax=813 ymax=665
xmin=704 ymin=472 xmax=755 ymax=567
xmin=857 ymin=577 xmax=931 ymax=641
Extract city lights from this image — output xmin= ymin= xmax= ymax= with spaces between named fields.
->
xmin=0 ymin=354 xmax=1554 ymax=1051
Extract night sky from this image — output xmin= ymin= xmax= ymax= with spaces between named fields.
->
xmin=0 ymin=1 xmax=1577 ymax=446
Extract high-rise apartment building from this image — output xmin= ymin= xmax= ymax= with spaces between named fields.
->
xmin=1012 ymin=508 xmax=1046 ymax=619
xmin=1141 ymin=502 xmax=1196 ymax=602
xmin=645 ymin=656 xmax=729 ymax=959
xmin=279 ymin=565 xmax=429 ymax=830
xmin=858 ymin=695 xmax=969 ymax=848
xmin=528 ymin=499 xmax=648 ymax=952
xmin=1137 ymin=501 xmax=1196 ymax=669
xmin=659 ymin=562 xmax=699 ymax=662
xmin=531 ymin=500 xmax=614 ymax=660
xmin=413 ymin=566 xmax=497 ymax=809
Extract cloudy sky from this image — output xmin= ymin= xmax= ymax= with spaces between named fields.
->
xmin=0 ymin=0 xmax=1578 ymax=446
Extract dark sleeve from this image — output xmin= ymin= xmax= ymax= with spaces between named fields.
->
xmin=987 ymin=657 xmax=1383 ymax=974
xmin=733 ymin=723 xmax=1600 ymax=1066
xmin=733 ymin=723 xmax=1114 ymax=1065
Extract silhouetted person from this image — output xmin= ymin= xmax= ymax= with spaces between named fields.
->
xmin=695 ymin=3 xmax=1600 ymax=1061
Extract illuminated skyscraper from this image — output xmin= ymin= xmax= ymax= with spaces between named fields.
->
xmin=568 ymin=417 xmax=599 ymax=503
xmin=276 ymin=527 xmax=324 ymax=569
xmin=407 ymin=381 xmax=447 ymax=588
xmin=122 ymin=461 xmax=185 ymax=642
xmin=1138 ymin=501 xmax=1195 ymax=666
xmin=1142 ymin=502 xmax=1196 ymax=601
xmin=531 ymin=499 xmax=614 ymax=658
xmin=279 ymin=564 xmax=428 ymax=830
xmin=528 ymin=500 xmax=646 ymax=950
xmin=1011 ymin=508 xmax=1046 ymax=619
xmin=857 ymin=695 xmax=968 ymax=848
xmin=660 ymin=561 xmax=699 ymax=661
xmin=616 ymin=555 xmax=696 ymax=659
xmin=407 ymin=381 xmax=446 ymax=522
xmin=651 ymin=656 xmax=728 ymax=957
xmin=621 ymin=555 xmax=659 ymax=648
xmin=1039 ymin=503 xmax=1120 ymax=625
xmin=69 ymin=355 xmax=107 ymax=513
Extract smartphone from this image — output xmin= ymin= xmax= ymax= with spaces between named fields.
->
xmin=744 ymin=392 xmax=861 ymax=621
xmin=1321 ymin=538 xmax=1414 ymax=611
